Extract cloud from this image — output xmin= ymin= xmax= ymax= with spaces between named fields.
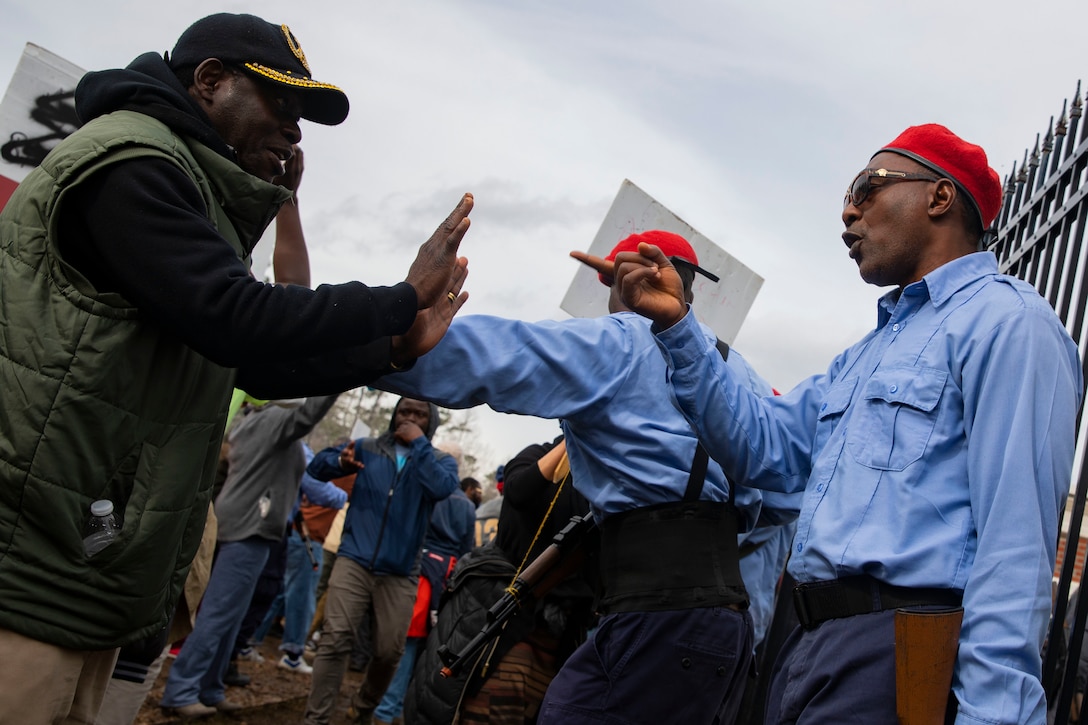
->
xmin=5 ymin=0 xmax=1088 ymax=460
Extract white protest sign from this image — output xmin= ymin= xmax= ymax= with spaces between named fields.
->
xmin=560 ymin=179 xmax=763 ymax=345
xmin=0 ymin=43 xmax=84 ymax=209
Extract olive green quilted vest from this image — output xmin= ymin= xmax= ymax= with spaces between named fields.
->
xmin=0 ymin=110 xmax=290 ymax=649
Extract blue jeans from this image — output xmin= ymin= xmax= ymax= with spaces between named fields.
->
xmin=161 ymin=538 xmax=277 ymax=708
xmin=252 ymin=534 xmax=322 ymax=657
xmin=374 ymin=637 xmax=421 ymax=722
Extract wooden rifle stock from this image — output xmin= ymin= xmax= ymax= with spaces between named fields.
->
xmin=437 ymin=513 xmax=597 ymax=678
xmin=895 ymin=606 xmax=963 ymax=725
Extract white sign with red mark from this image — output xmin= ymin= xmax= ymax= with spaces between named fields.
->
xmin=560 ymin=179 xmax=763 ymax=344
xmin=0 ymin=43 xmax=84 ymax=210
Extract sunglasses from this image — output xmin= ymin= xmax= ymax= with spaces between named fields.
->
xmin=844 ymin=168 xmax=941 ymax=208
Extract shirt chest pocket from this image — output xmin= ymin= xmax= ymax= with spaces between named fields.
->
xmin=814 ymin=377 xmax=856 ymax=455
xmin=847 ymin=367 xmax=947 ymax=471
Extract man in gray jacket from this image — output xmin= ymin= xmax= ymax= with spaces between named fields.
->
xmin=161 ymin=395 xmax=338 ymax=717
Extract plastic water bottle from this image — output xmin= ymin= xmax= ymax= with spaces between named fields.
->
xmin=83 ymin=499 xmax=121 ymax=558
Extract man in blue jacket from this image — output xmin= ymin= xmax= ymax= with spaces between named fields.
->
xmin=373 ymin=457 xmax=478 ymax=725
xmin=303 ymin=397 xmax=459 ymax=725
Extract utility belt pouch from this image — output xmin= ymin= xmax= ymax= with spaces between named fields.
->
xmin=598 ymin=500 xmax=747 ymax=614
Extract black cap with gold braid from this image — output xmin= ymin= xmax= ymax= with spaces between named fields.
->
xmin=167 ymin=13 xmax=349 ymax=125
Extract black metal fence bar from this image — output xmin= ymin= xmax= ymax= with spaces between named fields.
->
xmin=992 ymin=82 xmax=1088 ymax=725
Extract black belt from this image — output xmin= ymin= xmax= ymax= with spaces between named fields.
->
xmin=792 ymin=576 xmax=962 ymax=630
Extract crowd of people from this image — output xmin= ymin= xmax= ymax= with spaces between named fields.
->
xmin=0 ymin=9 xmax=1082 ymax=725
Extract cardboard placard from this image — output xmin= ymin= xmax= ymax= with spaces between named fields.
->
xmin=560 ymin=179 xmax=762 ymax=344
xmin=0 ymin=43 xmax=84 ymax=210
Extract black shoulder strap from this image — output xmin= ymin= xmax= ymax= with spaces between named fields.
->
xmin=715 ymin=338 xmax=731 ymax=362
xmin=683 ymin=444 xmax=709 ymax=502
xmin=682 ymin=339 xmax=732 ymax=503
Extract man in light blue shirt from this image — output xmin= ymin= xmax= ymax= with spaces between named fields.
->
xmin=591 ymin=124 xmax=1083 ymax=724
xmin=379 ymin=231 xmax=776 ymax=724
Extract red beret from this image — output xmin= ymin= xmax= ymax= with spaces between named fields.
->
xmin=599 ymin=230 xmax=699 ymax=286
xmin=877 ymin=124 xmax=1002 ymax=230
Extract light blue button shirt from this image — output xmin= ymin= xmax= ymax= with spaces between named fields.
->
xmin=377 ymin=312 xmax=771 ymax=528
xmin=656 ymin=252 xmax=1082 ymax=725
xmin=296 ymin=443 xmax=348 ymax=513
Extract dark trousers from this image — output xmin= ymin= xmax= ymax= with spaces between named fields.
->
xmin=738 ymin=571 xmax=800 ymax=725
xmin=765 ymin=610 xmax=897 ymax=724
xmin=538 ymin=606 xmax=753 ymax=724
xmin=234 ymin=530 xmax=289 ymax=655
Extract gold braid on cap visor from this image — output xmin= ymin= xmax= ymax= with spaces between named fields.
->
xmin=280 ymin=24 xmax=311 ymax=73
xmin=243 ymin=62 xmax=344 ymax=92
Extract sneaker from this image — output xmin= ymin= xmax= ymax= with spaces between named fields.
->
xmin=237 ymin=645 xmax=265 ymax=663
xmin=277 ymin=653 xmax=313 ymax=674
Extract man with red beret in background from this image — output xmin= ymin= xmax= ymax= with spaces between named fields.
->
xmin=376 ymin=230 xmax=779 ymax=724
xmin=592 ymin=124 xmax=1082 ymax=724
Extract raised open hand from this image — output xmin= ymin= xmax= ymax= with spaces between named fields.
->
xmin=405 ymin=193 xmax=473 ymax=309
xmin=390 ymin=259 xmax=469 ymax=366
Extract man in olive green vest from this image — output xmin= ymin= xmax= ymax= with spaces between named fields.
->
xmin=0 ymin=13 xmax=472 ymax=723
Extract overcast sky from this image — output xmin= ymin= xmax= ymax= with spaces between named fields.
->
xmin=3 ymin=0 xmax=1087 ymax=471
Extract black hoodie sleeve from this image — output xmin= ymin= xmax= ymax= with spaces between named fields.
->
xmin=235 ymin=338 xmax=402 ymax=398
xmin=57 ymin=157 xmax=418 ymax=374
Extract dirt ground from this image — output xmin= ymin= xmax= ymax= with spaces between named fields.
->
xmin=135 ymin=636 xmax=367 ymax=725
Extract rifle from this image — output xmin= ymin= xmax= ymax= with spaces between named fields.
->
xmin=895 ymin=606 xmax=963 ymax=724
xmin=437 ymin=513 xmax=598 ymax=678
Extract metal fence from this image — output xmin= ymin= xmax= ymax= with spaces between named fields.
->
xmin=990 ymin=81 xmax=1088 ymax=723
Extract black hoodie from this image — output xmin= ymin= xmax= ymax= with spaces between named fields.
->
xmin=76 ymin=52 xmax=233 ymax=160
xmin=53 ymin=53 xmax=418 ymax=398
